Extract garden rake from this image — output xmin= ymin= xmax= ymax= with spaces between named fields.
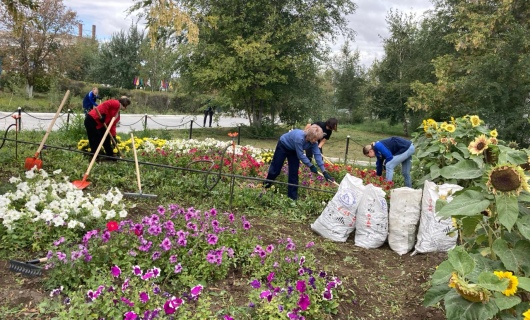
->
xmin=94 ymin=107 xmax=123 ymax=158
xmin=24 ymin=90 xmax=70 ymax=170
xmin=123 ymin=133 xmax=157 ymax=198
xmin=8 ymin=257 xmax=47 ymax=277
xmin=72 ymin=117 xmax=116 ymax=190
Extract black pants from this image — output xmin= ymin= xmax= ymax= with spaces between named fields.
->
xmin=84 ymin=115 xmax=113 ymax=157
xmin=203 ymin=112 xmax=214 ymax=127
xmin=306 ymin=145 xmax=323 ymax=162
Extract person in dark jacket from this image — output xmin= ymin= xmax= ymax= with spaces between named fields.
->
xmin=264 ymin=125 xmax=335 ymax=200
xmin=85 ymin=96 xmax=130 ymax=159
xmin=305 ymin=118 xmax=338 ymax=162
xmin=363 ymin=137 xmax=415 ymax=188
xmin=83 ymin=87 xmax=100 ymax=114
xmin=203 ymin=106 xmax=214 ymax=127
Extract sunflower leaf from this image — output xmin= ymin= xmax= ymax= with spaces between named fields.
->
xmin=444 ymin=290 xmax=498 ymax=320
xmin=515 ymin=214 xmax=530 ymax=241
xmin=423 ymin=283 xmax=451 ymax=307
xmin=496 ymin=194 xmax=519 ymax=231
xmin=477 ymin=272 xmax=508 ymax=291
xmin=497 ymin=145 xmax=528 ymax=165
xmin=449 ymin=246 xmax=475 ymax=276
xmin=492 ymin=239 xmax=518 ymax=273
xmin=493 ymin=292 xmax=521 ymax=312
xmin=517 ymin=277 xmax=530 ymax=291
xmin=438 ymin=190 xmax=490 ymax=218
xmin=440 ymin=160 xmax=483 ymax=180
xmin=513 ymin=240 xmax=530 ymax=276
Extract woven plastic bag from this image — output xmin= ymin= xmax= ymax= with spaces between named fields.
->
xmin=388 ymin=187 xmax=422 ymax=255
xmin=354 ymin=184 xmax=388 ymax=249
xmin=310 ymin=174 xmax=364 ymax=242
xmin=413 ymin=180 xmax=463 ymax=254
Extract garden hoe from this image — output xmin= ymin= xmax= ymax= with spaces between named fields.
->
xmin=8 ymin=257 xmax=47 ymax=277
xmin=94 ymin=107 xmax=123 ymax=158
xmin=123 ymin=133 xmax=157 ymax=199
xmin=24 ymin=90 xmax=70 ymax=170
xmin=72 ymin=117 xmax=116 ymax=190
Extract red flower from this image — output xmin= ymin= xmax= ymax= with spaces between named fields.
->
xmin=107 ymin=221 xmax=119 ymax=232
xmin=134 ymin=229 xmax=143 ymax=236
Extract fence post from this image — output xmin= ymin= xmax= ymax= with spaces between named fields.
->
xmin=189 ymin=120 xmax=193 ymax=139
xmin=344 ymin=135 xmax=350 ymax=165
xmin=143 ymin=114 xmax=148 ymax=130
xmin=17 ymin=107 xmax=21 ymax=132
xmin=66 ymin=109 xmax=71 ymax=130
xmin=237 ymin=124 xmax=241 ymax=145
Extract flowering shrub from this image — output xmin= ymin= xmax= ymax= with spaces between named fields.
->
xmin=414 ymin=116 xmax=530 ymax=319
xmin=0 ymin=167 xmax=128 ymax=252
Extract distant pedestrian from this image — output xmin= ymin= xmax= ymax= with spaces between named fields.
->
xmin=203 ymin=106 xmax=214 ymax=127
xmin=85 ymin=96 xmax=130 ymax=160
xmin=264 ymin=125 xmax=335 ymax=200
xmin=83 ymin=87 xmax=100 ymax=114
xmin=305 ymin=118 xmax=338 ymax=162
xmin=363 ymin=137 xmax=415 ymax=188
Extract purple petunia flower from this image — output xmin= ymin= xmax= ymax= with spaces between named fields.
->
xmin=259 ymin=290 xmax=272 ymax=301
xmin=296 ymin=280 xmax=306 ymax=293
xmin=228 ymin=213 xmax=235 ymax=222
xmin=207 ymin=234 xmax=218 ymax=245
xmin=122 ymin=278 xmax=130 ymax=292
xmin=139 ymin=291 xmax=150 ymax=303
xmin=243 ymin=220 xmax=251 ymax=230
xmin=53 ymin=237 xmax=65 ymax=247
xmin=174 ymin=263 xmax=182 ymax=273
xmin=142 ymin=271 xmax=154 ymax=281
xmin=248 ymin=301 xmax=255 ymax=308
xmin=223 ymin=316 xmax=234 ymax=320
xmin=319 ymin=271 xmax=327 ymax=278
xmin=56 ymin=252 xmax=66 ymax=262
xmin=298 ymin=268 xmax=305 ymax=276
xmin=266 ymin=244 xmax=274 ymax=253
xmin=86 ymin=290 xmax=95 ymax=301
xmin=101 ymin=230 xmax=111 ymax=243
xmin=298 ymin=293 xmax=310 ymax=311
xmin=190 ymin=284 xmax=203 ymax=297
xmin=132 ymin=265 xmax=143 ymax=276
xmin=250 ymin=279 xmax=261 ymax=289
xmin=151 ymin=251 xmax=161 ymax=260
xmin=305 ymin=241 xmax=314 ymax=248
xmin=169 ymin=255 xmax=178 ymax=264
xmin=124 ymin=311 xmax=137 ymax=320
xmin=163 ymin=297 xmax=183 ymax=315
xmin=157 ymin=205 xmax=165 ymax=215
xmin=160 ymin=237 xmax=172 ymax=251
xmin=111 ymin=265 xmax=121 ymax=277
xmin=322 ymin=289 xmax=333 ymax=301
xmin=121 ymin=296 xmax=134 ymax=307
xmin=278 ymin=305 xmax=284 ymax=312
xmin=299 ymin=256 xmax=305 ymax=266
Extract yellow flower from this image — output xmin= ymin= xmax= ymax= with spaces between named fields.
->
xmin=490 ymin=129 xmax=498 ymax=138
xmin=523 ymin=308 xmax=530 ymax=320
xmin=448 ymin=272 xmax=491 ymax=302
xmin=494 ymin=271 xmax=518 ymax=296
xmin=470 ymin=115 xmax=481 ymax=127
xmin=445 ymin=124 xmax=456 ymax=133
xmin=468 ymin=135 xmax=489 ymax=155
xmin=440 ymin=122 xmax=448 ymax=130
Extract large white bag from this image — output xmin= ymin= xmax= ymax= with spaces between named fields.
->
xmin=310 ymin=174 xmax=364 ymax=242
xmin=388 ymin=187 xmax=422 ymax=255
xmin=413 ymin=181 xmax=463 ymax=254
xmin=354 ymin=184 xmax=388 ymax=249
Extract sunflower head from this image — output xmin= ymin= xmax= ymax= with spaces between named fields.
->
xmin=446 ymin=124 xmax=456 ymax=133
xmin=470 ymin=115 xmax=481 ymax=127
xmin=486 ymin=164 xmax=530 ymax=195
xmin=449 ymin=272 xmax=491 ymax=302
xmin=468 ymin=135 xmax=489 ymax=155
xmin=494 ymin=271 xmax=518 ymax=296
xmin=489 ymin=129 xmax=498 ymax=138
xmin=508 ymin=141 xmax=519 ymax=149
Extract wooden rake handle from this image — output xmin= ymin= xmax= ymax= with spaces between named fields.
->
xmin=130 ymin=133 xmax=143 ymax=193
xmin=34 ymin=90 xmax=70 ymax=157
xmin=84 ymin=117 xmax=116 ymax=177
xmin=318 ymin=171 xmax=340 ymax=187
xmin=94 ymin=107 xmax=122 ymax=157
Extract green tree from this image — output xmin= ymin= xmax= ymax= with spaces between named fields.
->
xmin=174 ymin=0 xmax=356 ymax=126
xmin=138 ymin=38 xmax=178 ymax=92
xmin=61 ymin=37 xmax=99 ymax=82
xmin=408 ymin=0 xmax=530 ymax=146
xmin=91 ymin=22 xmax=144 ymax=89
xmin=0 ymin=0 xmax=78 ymax=97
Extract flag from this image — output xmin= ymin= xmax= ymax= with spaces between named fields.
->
xmin=139 ymin=78 xmax=144 ymax=87
xmin=133 ymin=76 xmax=138 ymax=85
xmin=135 ymin=77 xmax=140 ymax=86
xmin=146 ymin=78 xmax=151 ymax=87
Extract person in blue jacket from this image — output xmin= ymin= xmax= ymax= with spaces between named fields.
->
xmin=264 ymin=125 xmax=335 ymax=200
xmin=83 ymin=87 xmax=100 ymax=114
xmin=363 ymin=137 xmax=415 ymax=188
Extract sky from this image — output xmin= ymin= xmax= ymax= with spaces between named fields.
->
xmin=63 ymin=0 xmax=434 ymax=68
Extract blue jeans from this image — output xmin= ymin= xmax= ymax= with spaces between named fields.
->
xmin=385 ymin=144 xmax=415 ymax=188
xmin=265 ymin=141 xmax=300 ymax=200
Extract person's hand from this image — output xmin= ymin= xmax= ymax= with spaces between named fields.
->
xmin=309 ymin=165 xmax=318 ymax=174
xmin=323 ymin=171 xmax=335 ymax=182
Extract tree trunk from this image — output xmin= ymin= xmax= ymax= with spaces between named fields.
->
xmin=25 ymin=84 xmax=33 ymax=98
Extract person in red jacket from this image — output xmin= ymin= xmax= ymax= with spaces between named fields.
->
xmin=84 ymin=96 xmax=130 ymax=160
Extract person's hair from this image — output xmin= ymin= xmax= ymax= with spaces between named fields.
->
xmin=362 ymin=144 xmax=373 ymax=156
xmin=119 ymin=96 xmax=131 ymax=108
xmin=325 ymin=118 xmax=338 ymax=131
xmin=304 ymin=124 xmax=324 ymax=141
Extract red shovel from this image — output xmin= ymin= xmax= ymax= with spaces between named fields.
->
xmin=25 ymin=90 xmax=70 ymax=170
xmin=72 ymin=117 xmax=116 ymax=190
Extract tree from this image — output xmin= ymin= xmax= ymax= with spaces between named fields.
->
xmin=91 ymin=23 xmax=144 ymax=89
xmin=61 ymin=37 xmax=99 ymax=82
xmin=0 ymin=0 xmax=78 ymax=97
xmin=329 ymin=42 xmax=366 ymax=123
xmin=171 ymin=0 xmax=356 ymax=126
xmin=138 ymin=37 xmax=178 ymax=92
xmin=408 ymin=0 xmax=530 ymax=145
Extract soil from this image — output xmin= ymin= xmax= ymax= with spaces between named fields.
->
xmin=0 ymin=208 xmax=447 ymax=320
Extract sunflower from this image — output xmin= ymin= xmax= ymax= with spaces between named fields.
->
xmin=445 ymin=124 xmax=456 ymax=133
xmin=489 ymin=129 xmax=498 ymax=138
xmin=489 ymin=137 xmax=498 ymax=145
xmin=494 ymin=271 xmax=518 ymax=296
xmin=440 ymin=122 xmax=447 ymax=130
xmin=440 ymin=137 xmax=449 ymax=144
xmin=486 ymin=164 xmax=530 ymax=195
xmin=523 ymin=309 xmax=530 ymax=320
xmin=470 ymin=115 xmax=481 ymax=127
xmin=468 ymin=135 xmax=489 ymax=155
xmin=448 ymin=272 xmax=491 ymax=302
